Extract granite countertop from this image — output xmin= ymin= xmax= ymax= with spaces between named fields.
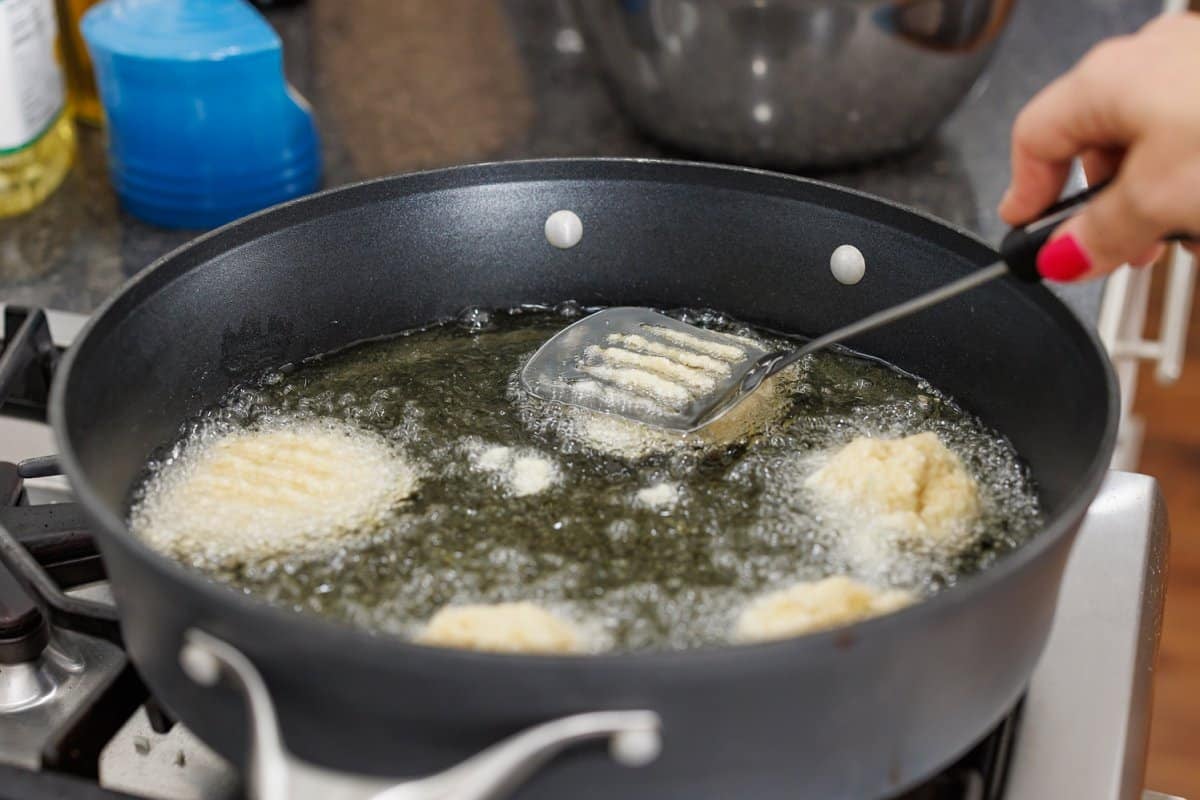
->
xmin=0 ymin=0 xmax=1161 ymax=319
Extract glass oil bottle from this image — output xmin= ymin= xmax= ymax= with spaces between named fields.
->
xmin=0 ymin=0 xmax=75 ymax=217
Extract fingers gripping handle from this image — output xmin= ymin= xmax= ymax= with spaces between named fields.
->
xmin=1000 ymin=180 xmax=1112 ymax=281
xmin=1000 ymin=178 xmax=1195 ymax=282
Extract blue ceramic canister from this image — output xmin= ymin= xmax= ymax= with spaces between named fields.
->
xmin=83 ymin=0 xmax=321 ymax=228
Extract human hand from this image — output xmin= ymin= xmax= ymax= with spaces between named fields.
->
xmin=999 ymin=13 xmax=1200 ymax=281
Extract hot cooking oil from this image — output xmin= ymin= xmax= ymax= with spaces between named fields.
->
xmin=129 ymin=308 xmax=1045 ymax=651
xmin=0 ymin=0 xmax=75 ymax=217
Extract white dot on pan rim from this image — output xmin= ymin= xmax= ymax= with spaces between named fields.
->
xmin=830 ymin=244 xmax=866 ymax=285
xmin=545 ymin=210 xmax=583 ymax=249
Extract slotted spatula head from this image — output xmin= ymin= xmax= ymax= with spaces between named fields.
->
xmin=519 ymin=308 xmax=773 ymax=432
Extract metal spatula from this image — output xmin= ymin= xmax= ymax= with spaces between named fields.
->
xmin=520 ymin=182 xmax=1143 ymax=433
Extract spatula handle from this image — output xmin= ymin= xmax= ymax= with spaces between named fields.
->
xmin=999 ymin=181 xmax=1112 ymax=281
xmin=1000 ymin=179 xmax=1195 ymax=281
xmin=744 ymin=182 xmax=1196 ymax=403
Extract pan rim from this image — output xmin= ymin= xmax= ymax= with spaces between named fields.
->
xmin=48 ymin=156 xmax=1120 ymax=669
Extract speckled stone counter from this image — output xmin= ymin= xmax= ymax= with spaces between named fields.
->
xmin=0 ymin=0 xmax=1162 ymax=319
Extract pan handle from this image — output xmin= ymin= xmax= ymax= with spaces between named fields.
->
xmin=387 ymin=710 xmax=661 ymax=800
xmin=180 ymin=629 xmax=662 ymax=800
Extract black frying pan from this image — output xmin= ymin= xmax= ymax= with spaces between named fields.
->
xmin=43 ymin=160 xmax=1116 ymax=798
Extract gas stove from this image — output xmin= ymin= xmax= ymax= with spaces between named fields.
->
xmin=0 ymin=305 xmax=1178 ymax=800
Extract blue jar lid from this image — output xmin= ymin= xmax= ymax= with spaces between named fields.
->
xmin=83 ymin=0 xmax=280 ymax=61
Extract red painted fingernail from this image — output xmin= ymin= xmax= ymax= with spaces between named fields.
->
xmin=1037 ymin=234 xmax=1091 ymax=282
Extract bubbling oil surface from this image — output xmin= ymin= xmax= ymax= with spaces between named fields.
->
xmin=128 ymin=307 xmax=1043 ymax=651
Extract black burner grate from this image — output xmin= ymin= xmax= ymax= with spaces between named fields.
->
xmin=0 ymin=307 xmax=58 ymax=421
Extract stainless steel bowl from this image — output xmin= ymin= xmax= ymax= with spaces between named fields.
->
xmin=570 ymin=0 xmax=1015 ymax=167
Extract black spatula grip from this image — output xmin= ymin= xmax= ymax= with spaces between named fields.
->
xmin=999 ymin=180 xmax=1111 ymax=281
xmin=1000 ymin=179 xmax=1195 ymax=281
